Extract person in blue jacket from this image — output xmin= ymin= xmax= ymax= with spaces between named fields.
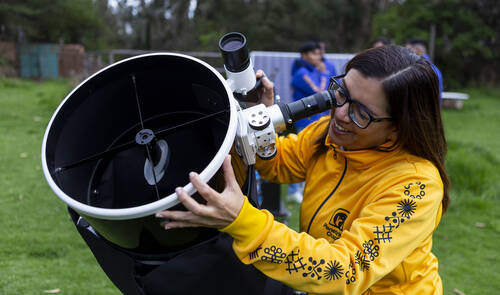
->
xmin=288 ymin=41 xmax=331 ymax=202
xmin=406 ymin=38 xmax=443 ymax=104
xmin=291 ymin=41 xmax=330 ymax=130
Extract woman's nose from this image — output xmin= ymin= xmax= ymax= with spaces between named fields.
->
xmin=334 ymin=103 xmax=351 ymax=123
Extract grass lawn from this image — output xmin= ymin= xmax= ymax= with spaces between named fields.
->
xmin=434 ymin=89 xmax=500 ymax=294
xmin=0 ymin=78 xmax=118 ymax=294
xmin=0 ymin=77 xmax=499 ymax=294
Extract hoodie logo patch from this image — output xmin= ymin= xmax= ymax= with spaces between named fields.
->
xmin=323 ymin=208 xmax=350 ymax=240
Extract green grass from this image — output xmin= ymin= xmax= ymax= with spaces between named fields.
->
xmin=0 ymin=78 xmax=498 ymax=294
xmin=434 ymin=89 xmax=500 ymax=294
xmin=0 ymin=78 xmax=118 ymax=294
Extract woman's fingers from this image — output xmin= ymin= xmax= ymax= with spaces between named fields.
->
xmin=156 ymin=209 xmax=229 ymax=229
xmin=175 ymin=187 xmax=208 ymax=216
xmin=162 ymin=220 xmax=201 ymax=230
xmin=222 ymin=155 xmax=239 ymax=191
xmin=155 ymin=158 xmax=244 ymax=230
xmin=256 ymin=70 xmax=274 ymax=107
xmin=155 ymin=210 xmax=198 ymax=227
xmin=188 ymin=171 xmax=220 ymax=205
xmin=255 ymin=69 xmax=274 ymax=91
xmin=261 ymin=73 xmax=274 ymax=90
xmin=156 ymin=211 xmax=209 ymax=229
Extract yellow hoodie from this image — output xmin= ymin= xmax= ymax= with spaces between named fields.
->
xmin=221 ymin=117 xmax=443 ymax=295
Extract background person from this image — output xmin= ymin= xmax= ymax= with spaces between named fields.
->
xmin=288 ymin=41 xmax=328 ymax=202
xmin=316 ymin=40 xmax=338 ymax=77
xmin=370 ymin=37 xmax=390 ymax=48
xmin=405 ymin=38 xmax=444 ymax=104
xmin=290 ymin=41 xmax=328 ymax=125
xmin=288 ymin=41 xmax=332 ymax=202
xmin=157 ymin=45 xmax=449 ymax=294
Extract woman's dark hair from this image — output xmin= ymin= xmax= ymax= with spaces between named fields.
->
xmin=314 ymin=45 xmax=450 ymax=212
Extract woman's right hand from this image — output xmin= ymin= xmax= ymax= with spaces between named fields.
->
xmin=253 ymin=70 xmax=274 ymax=107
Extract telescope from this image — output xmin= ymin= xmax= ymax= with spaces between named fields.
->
xmin=219 ymin=31 xmax=334 ymax=164
xmin=41 ymin=32 xmax=333 ymax=294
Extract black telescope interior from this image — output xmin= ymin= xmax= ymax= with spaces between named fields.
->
xmin=45 ymin=54 xmax=231 ymax=211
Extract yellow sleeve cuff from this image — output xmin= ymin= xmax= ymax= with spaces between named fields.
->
xmin=220 ymin=197 xmax=274 ymax=251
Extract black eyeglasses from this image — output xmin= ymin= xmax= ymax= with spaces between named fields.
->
xmin=328 ymin=74 xmax=392 ymax=129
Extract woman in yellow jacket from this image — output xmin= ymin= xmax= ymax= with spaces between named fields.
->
xmin=156 ymin=45 xmax=449 ymax=294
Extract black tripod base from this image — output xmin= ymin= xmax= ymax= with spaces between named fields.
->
xmin=68 ymin=209 xmax=294 ymax=295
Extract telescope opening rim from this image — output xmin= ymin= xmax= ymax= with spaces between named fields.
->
xmin=41 ymin=52 xmax=238 ymax=221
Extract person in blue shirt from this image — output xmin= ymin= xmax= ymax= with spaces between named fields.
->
xmin=290 ymin=41 xmax=330 ymax=130
xmin=287 ymin=41 xmax=333 ymax=202
xmin=406 ymin=38 xmax=443 ymax=104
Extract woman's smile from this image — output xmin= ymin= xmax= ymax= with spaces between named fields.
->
xmin=331 ymin=118 xmax=351 ymax=135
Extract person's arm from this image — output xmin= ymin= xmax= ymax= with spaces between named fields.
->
xmin=319 ymin=74 xmax=328 ymax=91
xmin=292 ymin=68 xmax=320 ymax=94
xmin=221 ymin=171 xmax=443 ymax=294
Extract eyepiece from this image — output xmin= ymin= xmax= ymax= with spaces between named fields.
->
xmin=219 ymin=32 xmax=250 ymax=73
xmin=277 ymin=90 xmax=334 ymax=130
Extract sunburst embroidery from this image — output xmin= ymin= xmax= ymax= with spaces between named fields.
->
xmin=324 ymin=260 xmax=344 ymax=280
xmin=397 ymin=198 xmax=417 ymax=219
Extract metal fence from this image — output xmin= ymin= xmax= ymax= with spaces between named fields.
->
xmin=2 ymin=44 xmax=355 ymax=100
xmin=83 ymin=49 xmax=225 ymax=79
xmin=82 ymin=50 xmax=354 ymax=104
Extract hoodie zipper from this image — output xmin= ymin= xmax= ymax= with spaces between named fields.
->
xmin=306 ymin=153 xmax=347 ymax=234
xmin=330 ymin=144 xmax=337 ymax=159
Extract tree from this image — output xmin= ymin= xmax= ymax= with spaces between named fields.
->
xmin=373 ymin=0 xmax=498 ymax=87
xmin=193 ymin=0 xmax=386 ymax=53
xmin=0 ymin=0 xmax=109 ymax=49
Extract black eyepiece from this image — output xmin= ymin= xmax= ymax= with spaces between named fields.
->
xmin=278 ymin=90 xmax=334 ymax=130
xmin=219 ymin=32 xmax=250 ymax=73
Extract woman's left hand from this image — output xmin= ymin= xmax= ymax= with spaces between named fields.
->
xmin=155 ymin=155 xmax=245 ymax=230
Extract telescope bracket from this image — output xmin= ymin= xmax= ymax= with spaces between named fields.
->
xmin=236 ymin=103 xmax=278 ymax=165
